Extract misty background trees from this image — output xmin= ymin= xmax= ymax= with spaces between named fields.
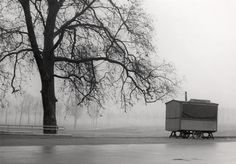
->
xmin=0 ymin=92 xmax=165 ymax=130
xmin=1 ymin=91 xmax=236 ymax=136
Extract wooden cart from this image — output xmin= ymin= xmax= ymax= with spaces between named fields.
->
xmin=165 ymin=99 xmax=218 ymax=139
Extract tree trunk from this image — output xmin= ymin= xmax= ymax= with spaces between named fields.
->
xmin=20 ymin=0 xmax=60 ymax=134
xmin=34 ymin=104 xmax=37 ymax=125
xmin=39 ymin=0 xmax=60 ymax=134
xmin=74 ymin=116 xmax=77 ymax=130
xmin=15 ymin=110 xmax=18 ymax=124
xmin=27 ymin=105 xmax=30 ymax=125
xmin=19 ymin=105 xmax=23 ymax=125
xmin=5 ymin=108 xmax=8 ymax=124
xmin=41 ymin=69 xmax=57 ymax=134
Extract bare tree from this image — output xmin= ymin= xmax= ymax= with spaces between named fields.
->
xmin=33 ymin=100 xmax=40 ymax=125
xmin=15 ymin=93 xmax=35 ymax=125
xmin=1 ymin=99 xmax=9 ymax=124
xmin=65 ymin=94 xmax=83 ymax=130
xmin=0 ymin=66 xmax=9 ymax=120
xmin=0 ymin=0 xmax=178 ymax=133
xmin=87 ymin=102 xmax=102 ymax=128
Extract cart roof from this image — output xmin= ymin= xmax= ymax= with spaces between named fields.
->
xmin=165 ymin=99 xmax=218 ymax=106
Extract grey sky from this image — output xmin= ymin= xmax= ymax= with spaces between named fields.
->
xmin=143 ymin=0 xmax=236 ymax=107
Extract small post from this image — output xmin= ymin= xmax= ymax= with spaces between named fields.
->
xmin=185 ymin=91 xmax=188 ymax=101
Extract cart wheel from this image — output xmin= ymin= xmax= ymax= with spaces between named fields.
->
xmin=169 ymin=131 xmax=175 ymax=138
xmin=180 ymin=131 xmax=189 ymax=139
xmin=180 ymin=131 xmax=184 ymax=138
xmin=192 ymin=131 xmax=202 ymax=139
xmin=181 ymin=131 xmax=186 ymax=139
xmin=175 ymin=131 xmax=182 ymax=138
xmin=169 ymin=131 xmax=178 ymax=138
xmin=202 ymin=132 xmax=208 ymax=139
xmin=184 ymin=131 xmax=190 ymax=139
xmin=208 ymin=132 xmax=214 ymax=139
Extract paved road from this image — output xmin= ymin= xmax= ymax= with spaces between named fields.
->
xmin=1 ymin=141 xmax=236 ymax=164
xmin=1 ymin=133 xmax=236 ymax=146
xmin=1 ymin=134 xmax=236 ymax=164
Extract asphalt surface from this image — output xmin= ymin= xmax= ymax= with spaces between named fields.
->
xmin=1 ymin=133 xmax=236 ymax=146
xmin=1 ymin=140 xmax=236 ymax=164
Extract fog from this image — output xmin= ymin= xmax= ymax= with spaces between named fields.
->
xmin=144 ymin=0 xmax=236 ymax=108
xmin=1 ymin=0 xmax=236 ymax=135
xmin=1 ymin=94 xmax=236 ymax=136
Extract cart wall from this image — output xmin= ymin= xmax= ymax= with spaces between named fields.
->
xmin=181 ymin=120 xmax=217 ymax=131
xmin=165 ymin=101 xmax=182 ymax=131
xmin=165 ymin=119 xmax=180 ymax=131
xmin=182 ymin=104 xmax=218 ymax=120
xmin=166 ymin=101 xmax=182 ymax=119
xmin=165 ymin=100 xmax=218 ymax=132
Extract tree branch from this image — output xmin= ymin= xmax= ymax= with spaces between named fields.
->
xmin=0 ymin=48 xmax=33 ymax=63
xmin=19 ymin=0 xmax=42 ymax=62
xmin=11 ymin=54 xmax=20 ymax=93
xmin=30 ymin=0 xmax=46 ymax=28
xmin=54 ymin=0 xmax=96 ymax=37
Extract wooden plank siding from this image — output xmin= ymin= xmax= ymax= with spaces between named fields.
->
xmin=165 ymin=100 xmax=218 ymax=132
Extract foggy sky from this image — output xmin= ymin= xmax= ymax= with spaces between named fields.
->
xmin=144 ymin=0 xmax=236 ymax=108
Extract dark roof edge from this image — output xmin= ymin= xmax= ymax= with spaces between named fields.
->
xmin=165 ymin=99 xmax=219 ymax=106
xmin=165 ymin=99 xmax=183 ymax=104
